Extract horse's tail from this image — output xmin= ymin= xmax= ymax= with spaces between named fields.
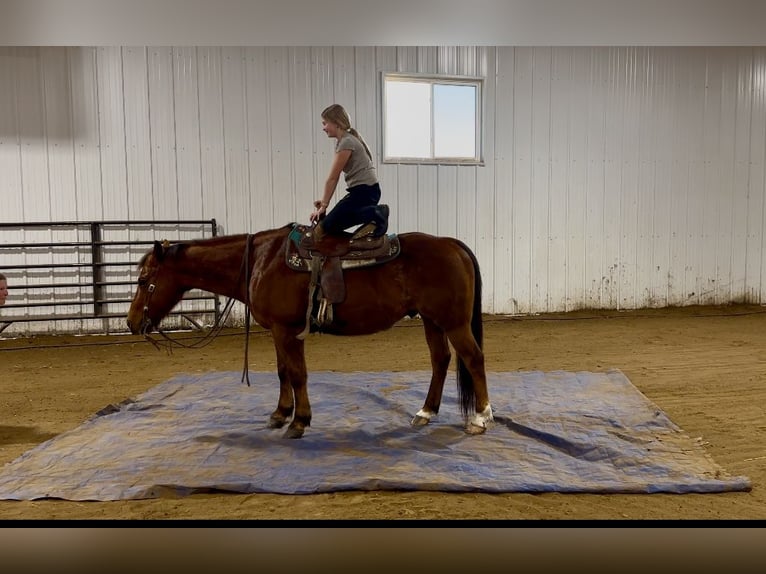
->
xmin=454 ymin=239 xmax=483 ymax=420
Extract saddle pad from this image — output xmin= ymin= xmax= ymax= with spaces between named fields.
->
xmin=0 ymin=370 xmax=750 ymax=500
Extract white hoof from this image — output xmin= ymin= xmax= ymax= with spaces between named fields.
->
xmin=465 ymin=404 xmax=493 ymax=434
xmin=411 ymin=408 xmax=434 ymax=427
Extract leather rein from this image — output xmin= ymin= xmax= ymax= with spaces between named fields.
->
xmin=141 ymin=234 xmax=254 ymax=386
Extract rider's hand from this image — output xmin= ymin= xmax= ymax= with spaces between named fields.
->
xmin=310 ymin=201 xmax=327 ymax=223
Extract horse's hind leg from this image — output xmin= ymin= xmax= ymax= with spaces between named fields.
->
xmin=446 ymin=325 xmax=493 ymax=433
xmin=412 ymin=317 xmax=451 ymax=426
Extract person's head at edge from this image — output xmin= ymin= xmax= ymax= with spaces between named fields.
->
xmin=0 ymin=272 xmax=8 ymax=306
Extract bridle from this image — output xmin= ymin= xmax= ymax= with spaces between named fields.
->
xmin=137 ymin=235 xmax=255 ymax=386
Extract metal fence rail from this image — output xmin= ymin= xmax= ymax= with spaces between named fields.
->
xmin=0 ymin=220 xmax=221 ymax=336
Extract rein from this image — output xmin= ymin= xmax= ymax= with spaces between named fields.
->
xmin=143 ymin=234 xmax=255 ymax=386
xmin=147 ymin=296 xmax=238 ymax=350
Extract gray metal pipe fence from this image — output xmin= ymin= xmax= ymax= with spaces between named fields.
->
xmin=0 ymin=220 xmax=221 ymax=336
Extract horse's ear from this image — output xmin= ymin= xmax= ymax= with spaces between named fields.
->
xmin=153 ymin=240 xmax=165 ymax=261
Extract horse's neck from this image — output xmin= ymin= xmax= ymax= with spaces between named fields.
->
xmin=183 ymin=232 xmax=284 ymax=302
xmin=183 ymin=236 xmax=253 ymax=302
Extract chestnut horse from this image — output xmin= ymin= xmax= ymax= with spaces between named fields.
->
xmin=126 ymin=224 xmax=493 ymax=439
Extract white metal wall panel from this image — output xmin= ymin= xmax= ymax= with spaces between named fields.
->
xmin=0 ymin=49 xmax=25 ymax=320
xmin=16 ymin=47 xmax=49 ymax=221
xmin=4 ymin=46 xmax=766 ymax=335
xmin=97 ymin=47 xmax=128 ymax=219
xmin=42 ymin=48 xmax=77 ymax=221
xmin=311 ymin=47 xmax=335 ymax=214
xmin=474 ymin=46 xmax=496 ymax=314
xmin=246 ymin=47 xmax=275 ymax=232
xmin=196 ymin=47 xmax=227 ymax=227
xmin=701 ymin=48 xmax=723 ymax=305
xmin=493 ymin=49 xmax=513 ymax=313
xmin=633 ymin=48 xmax=654 ymax=309
xmin=731 ymin=50 xmax=753 ymax=302
xmin=392 ymin=48 xmax=420 ymax=235
xmin=41 ymin=48 xmax=82 ymax=331
xmin=396 ymin=164 xmax=419 ymax=233
xmin=548 ymin=48 xmax=571 ymax=311
xmin=565 ymin=48 xmax=589 ymax=311
xmin=583 ymin=48 xmax=607 ymax=309
xmin=455 ymin=164 xmax=477 ymax=258
xmin=354 ymin=47 xmax=378 ymax=173
xmin=13 ymin=49 xmax=54 ymax=332
xmin=602 ymin=48 xmax=625 ymax=309
xmin=417 ymin=166 xmax=438 ymax=235
xmin=530 ymin=48 xmax=552 ymax=313
xmin=0 ymin=49 xmax=24 ymax=223
xmin=616 ymin=48 xmax=638 ymax=310
xmin=221 ymin=46 xmax=250 ymax=234
xmin=121 ymin=45 xmax=152 ymax=259
xmin=415 ymin=46 xmax=440 ymax=237
xmin=290 ymin=47 xmax=315 ymax=225
xmin=332 ymin=47 xmax=364 ymax=215
xmin=650 ymin=49 xmax=668 ymax=306
xmin=69 ymin=47 xmax=102 ymax=221
xmin=747 ymin=50 xmax=766 ymax=302
xmin=173 ymin=47 xmax=204 ymax=223
xmin=716 ymin=49 xmax=739 ymax=304
xmin=510 ymin=48 xmax=533 ymax=314
xmin=667 ymin=49 xmax=693 ymax=307
xmin=267 ymin=47 xmax=293 ymax=231
xmin=435 ymin=48 xmax=461 ymax=242
xmin=685 ymin=49 xmax=709 ymax=307
xmin=373 ymin=47 xmax=398 ymax=234
xmin=148 ymin=47 xmax=179 ymax=220
xmin=332 ymin=47 xmax=355 ymax=124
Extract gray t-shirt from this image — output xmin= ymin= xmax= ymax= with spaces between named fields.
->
xmin=336 ymin=132 xmax=378 ymax=188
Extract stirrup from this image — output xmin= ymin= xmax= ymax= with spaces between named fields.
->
xmin=351 ymin=222 xmax=377 ymax=240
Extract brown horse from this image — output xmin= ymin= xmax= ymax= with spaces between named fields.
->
xmin=126 ymin=224 xmax=493 ymax=439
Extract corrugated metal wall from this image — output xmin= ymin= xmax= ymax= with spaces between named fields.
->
xmin=1 ymin=46 xmax=766 ymax=328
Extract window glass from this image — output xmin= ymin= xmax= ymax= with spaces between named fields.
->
xmin=383 ymin=73 xmax=482 ymax=164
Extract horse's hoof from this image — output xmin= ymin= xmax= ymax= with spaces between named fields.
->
xmin=465 ymin=422 xmax=488 ymax=435
xmin=410 ymin=414 xmax=431 ymax=426
xmin=411 ymin=408 xmax=435 ymax=427
xmin=465 ymin=405 xmax=493 ymax=434
xmin=268 ymin=415 xmax=287 ymax=429
xmin=283 ymin=426 xmax=305 ymax=439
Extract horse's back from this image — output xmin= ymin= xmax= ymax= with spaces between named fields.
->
xmin=396 ymin=232 xmax=478 ymax=269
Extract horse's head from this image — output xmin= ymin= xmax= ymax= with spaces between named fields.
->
xmin=126 ymin=240 xmax=187 ymax=335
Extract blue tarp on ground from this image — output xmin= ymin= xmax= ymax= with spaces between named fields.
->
xmin=0 ymin=370 xmax=751 ymax=500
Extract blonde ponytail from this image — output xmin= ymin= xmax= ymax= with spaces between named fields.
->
xmin=348 ymin=127 xmax=373 ymax=161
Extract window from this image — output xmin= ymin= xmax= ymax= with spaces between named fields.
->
xmin=382 ymin=73 xmax=483 ymax=164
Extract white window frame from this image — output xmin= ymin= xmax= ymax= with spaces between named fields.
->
xmin=381 ymin=72 xmax=484 ymax=166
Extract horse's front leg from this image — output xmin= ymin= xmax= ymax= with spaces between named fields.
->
xmin=268 ymin=353 xmax=294 ymax=429
xmin=271 ymin=325 xmax=311 ymax=439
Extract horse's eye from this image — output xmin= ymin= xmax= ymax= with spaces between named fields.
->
xmin=138 ymin=277 xmax=148 ymax=287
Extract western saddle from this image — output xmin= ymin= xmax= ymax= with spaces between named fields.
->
xmin=286 ymin=223 xmax=401 ymax=338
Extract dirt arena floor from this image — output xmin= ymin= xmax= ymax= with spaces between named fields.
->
xmin=0 ymin=304 xmax=764 ymax=520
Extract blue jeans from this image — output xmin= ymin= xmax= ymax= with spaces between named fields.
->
xmin=322 ymin=183 xmax=382 ymax=235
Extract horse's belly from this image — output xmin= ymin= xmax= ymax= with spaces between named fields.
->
xmin=325 ymin=304 xmax=406 ymax=335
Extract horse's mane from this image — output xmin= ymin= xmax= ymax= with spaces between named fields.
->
xmin=136 ymin=224 xmax=296 ymax=269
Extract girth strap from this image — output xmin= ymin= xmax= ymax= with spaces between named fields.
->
xmin=296 ymin=255 xmax=322 ymax=341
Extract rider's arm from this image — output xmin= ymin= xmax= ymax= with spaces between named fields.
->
xmin=320 ymin=149 xmax=351 ymax=207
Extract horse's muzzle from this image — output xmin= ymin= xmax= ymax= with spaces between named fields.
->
xmin=139 ymin=317 xmax=154 ymax=335
xmin=126 ymin=317 xmax=154 ymax=336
